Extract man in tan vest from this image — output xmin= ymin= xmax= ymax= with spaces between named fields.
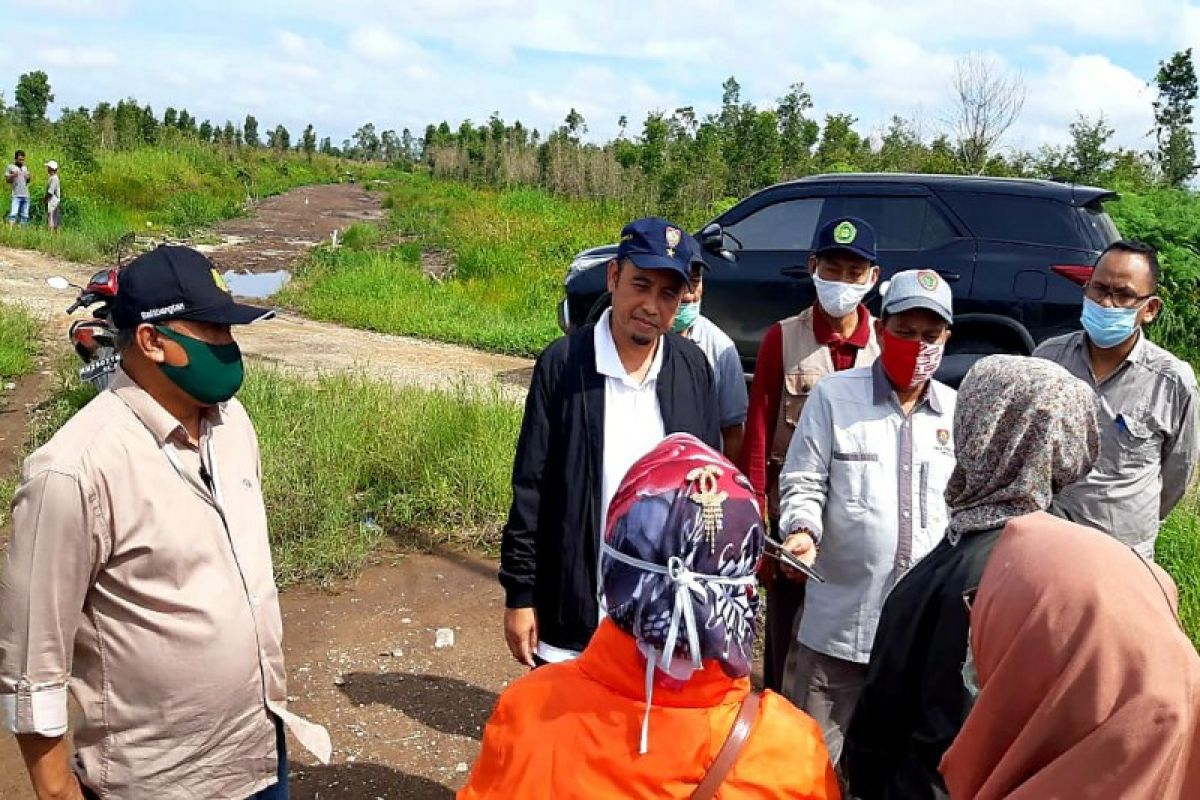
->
xmin=741 ymin=216 xmax=881 ymax=692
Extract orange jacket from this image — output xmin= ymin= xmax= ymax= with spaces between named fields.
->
xmin=459 ymin=620 xmax=840 ymax=799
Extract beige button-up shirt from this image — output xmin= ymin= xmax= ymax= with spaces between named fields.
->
xmin=0 ymin=370 xmax=329 ymax=799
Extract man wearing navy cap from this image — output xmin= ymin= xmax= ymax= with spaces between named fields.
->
xmin=741 ymin=216 xmax=882 ymax=694
xmin=500 ymin=217 xmax=722 ymax=667
xmin=0 ymin=246 xmax=330 ymax=799
xmin=777 ymin=269 xmax=957 ymax=768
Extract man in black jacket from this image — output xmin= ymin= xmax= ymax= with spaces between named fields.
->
xmin=500 ymin=217 xmax=722 ymax=667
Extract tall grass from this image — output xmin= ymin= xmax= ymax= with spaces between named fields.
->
xmin=1159 ymin=495 xmax=1200 ymax=647
xmin=281 ymin=174 xmax=630 ymax=356
xmin=0 ymin=303 xmax=39 ymax=378
xmin=0 ymin=140 xmax=347 ymax=262
xmin=14 ymin=363 xmax=520 ymax=586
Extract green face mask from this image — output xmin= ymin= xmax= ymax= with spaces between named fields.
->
xmin=155 ymin=325 xmax=244 ymax=405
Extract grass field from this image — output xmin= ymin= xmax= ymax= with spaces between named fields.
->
xmin=280 ymin=174 xmax=629 ymax=356
xmin=20 ymin=363 xmax=521 ymax=586
xmin=0 ymin=140 xmax=349 ymax=263
xmin=1158 ymin=495 xmax=1200 ymax=644
xmin=0 ymin=303 xmax=39 ymax=379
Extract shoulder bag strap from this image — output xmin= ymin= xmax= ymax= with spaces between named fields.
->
xmin=690 ymin=691 xmax=762 ymax=800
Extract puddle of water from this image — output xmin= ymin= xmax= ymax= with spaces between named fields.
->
xmin=222 ymin=270 xmax=292 ymax=299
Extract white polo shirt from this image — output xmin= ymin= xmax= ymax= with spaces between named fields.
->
xmin=536 ymin=309 xmax=666 ymax=665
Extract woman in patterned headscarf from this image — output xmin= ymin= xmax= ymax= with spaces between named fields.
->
xmin=460 ymin=434 xmax=839 ymax=800
xmin=844 ymin=355 xmax=1101 ymax=800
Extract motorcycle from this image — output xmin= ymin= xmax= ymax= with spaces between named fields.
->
xmin=47 ymin=232 xmax=135 ymax=391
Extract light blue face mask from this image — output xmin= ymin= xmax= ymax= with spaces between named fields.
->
xmin=672 ymin=301 xmax=701 ymax=334
xmin=1081 ymin=297 xmax=1142 ymax=349
xmin=962 ymin=636 xmax=980 ymax=704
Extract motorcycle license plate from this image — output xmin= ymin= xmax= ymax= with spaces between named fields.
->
xmin=80 ymin=354 xmax=121 ymax=383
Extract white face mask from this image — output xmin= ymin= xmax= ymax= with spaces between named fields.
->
xmin=813 ymin=273 xmax=874 ymax=318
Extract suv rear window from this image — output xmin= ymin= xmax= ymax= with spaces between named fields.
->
xmin=940 ymin=192 xmax=1088 ymax=248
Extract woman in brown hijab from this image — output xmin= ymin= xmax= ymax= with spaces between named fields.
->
xmin=942 ymin=503 xmax=1200 ymax=798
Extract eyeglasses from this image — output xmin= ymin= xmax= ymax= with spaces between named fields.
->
xmin=1083 ymin=282 xmax=1155 ymax=309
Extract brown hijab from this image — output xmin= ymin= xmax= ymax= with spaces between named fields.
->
xmin=941 ymin=512 xmax=1200 ymax=799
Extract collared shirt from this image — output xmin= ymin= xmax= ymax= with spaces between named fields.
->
xmin=536 ymin=310 xmax=665 ymax=665
xmin=684 ymin=315 xmax=748 ymax=429
xmin=778 ymin=362 xmax=957 ymax=663
xmin=0 ymin=370 xmax=329 ymax=798
xmin=1035 ymin=331 xmax=1200 ymax=558
xmin=811 ymin=305 xmax=873 ymax=372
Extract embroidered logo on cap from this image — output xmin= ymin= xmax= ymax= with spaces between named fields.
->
xmin=211 ymin=269 xmax=231 ymax=294
xmin=833 ymin=221 xmax=857 ymax=244
xmin=665 ymin=226 xmax=682 ymax=257
xmin=918 ymin=270 xmax=939 ymax=291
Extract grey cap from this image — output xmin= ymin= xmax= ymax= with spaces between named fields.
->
xmin=882 ymin=269 xmax=953 ymax=324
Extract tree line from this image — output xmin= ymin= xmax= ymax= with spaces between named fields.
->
xmin=2 ymin=48 xmax=1195 ymax=222
xmin=417 ymin=51 xmax=1199 ymax=221
xmin=0 ymin=70 xmax=422 ymax=172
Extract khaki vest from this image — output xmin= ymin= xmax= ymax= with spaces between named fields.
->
xmin=767 ymin=306 xmax=880 ymax=517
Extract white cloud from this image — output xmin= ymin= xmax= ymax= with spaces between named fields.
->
xmin=275 ymin=30 xmax=308 ymax=55
xmin=35 ymin=47 xmax=119 ymax=69
xmin=347 ymin=27 xmax=423 ymax=63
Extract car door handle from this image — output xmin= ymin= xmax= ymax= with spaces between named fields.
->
xmin=936 ymin=270 xmax=961 ymax=282
xmin=782 ymin=265 xmax=811 ymax=278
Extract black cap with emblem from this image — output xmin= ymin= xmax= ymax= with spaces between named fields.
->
xmin=111 ymin=245 xmax=275 ymax=329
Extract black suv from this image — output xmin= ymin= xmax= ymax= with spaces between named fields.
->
xmin=558 ymin=173 xmax=1121 ymax=385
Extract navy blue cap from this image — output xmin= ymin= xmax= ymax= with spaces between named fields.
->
xmin=812 ymin=216 xmax=878 ymax=262
xmin=683 ymin=233 xmax=709 ymax=273
xmin=112 ymin=245 xmax=274 ymax=329
xmin=616 ymin=217 xmax=694 ymax=284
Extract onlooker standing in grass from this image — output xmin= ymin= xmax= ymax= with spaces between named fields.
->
xmin=675 ymin=235 xmax=748 ymax=462
xmin=500 ymin=217 xmax=722 ymax=669
xmin=5 ymin=149 xmax=31 ymax=226
xmin=0 ymin=246 xmax=330 ymax=799
xmin=44 ymin=160 xmax=61 ymax=233
xmin=1034 ymin=240 xmax=1200 ymax=560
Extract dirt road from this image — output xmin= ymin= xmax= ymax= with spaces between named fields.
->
xmin=0 ymin=185 xmax=532 ymax=399
xmin=0 ymin=184 xmax=532 ymax=798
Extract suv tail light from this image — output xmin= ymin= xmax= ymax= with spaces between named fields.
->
xmin=1051 ymin=264 xmax=1093 ymax=287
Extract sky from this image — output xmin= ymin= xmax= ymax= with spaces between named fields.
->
xmin=4 ymin=0 xmax=1200 ymax=154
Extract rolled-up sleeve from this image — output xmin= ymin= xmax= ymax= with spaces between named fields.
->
xmin=778 ymin=384 xmax=833 ymax=543
xmin=0 ymin=468 xmax=104 ymax=736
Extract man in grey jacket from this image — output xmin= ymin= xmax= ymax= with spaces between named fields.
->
xmin=778 ymin=269 xmax=957 ymax=767
xmin=1035 ymin=239 xmax=1199 ymax=559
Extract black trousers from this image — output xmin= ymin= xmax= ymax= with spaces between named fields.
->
xmin=763 ymin=575 xmax=807 ymax=693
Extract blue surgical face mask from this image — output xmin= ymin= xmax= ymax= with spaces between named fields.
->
xmin=672 ymin=301 xmax=701 ymax=334
xmin=1081 ymin=297 xmax=1142 ymax=349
